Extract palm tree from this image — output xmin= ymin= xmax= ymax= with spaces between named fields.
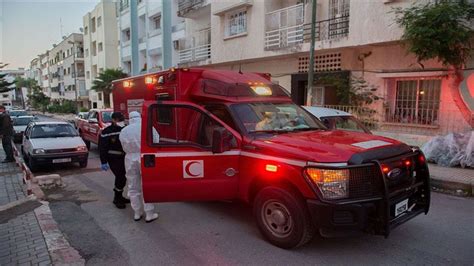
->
xmin=0 ymin=63 xmax=15 ymax=93
xmin=91 ymin=69 xmax=128 ymax=108
xmin=15 ymin=77 xmax=38 ymax=109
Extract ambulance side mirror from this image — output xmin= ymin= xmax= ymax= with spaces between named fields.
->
xmin=212 ymin=128 xmax=232 ymax=154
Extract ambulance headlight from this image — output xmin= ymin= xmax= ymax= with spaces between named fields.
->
xmin=304 ymin=168 xmax=349 ymax=199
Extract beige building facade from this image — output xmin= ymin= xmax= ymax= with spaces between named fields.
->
xmin=84 ymin=0 xmax=120 ymax=109
xmin=176 ymin=0 xmax=473 ymax=136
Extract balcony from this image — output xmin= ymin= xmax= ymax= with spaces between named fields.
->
xmin=303 ymin=15 xmax=350 ymax=42
xmin=264 ymin=4 xmax=305 ymax=50
xmin=178 ymin=29 xmax=211 ymax=64
xmin=177 ymin=0 xmax=207 ymax=18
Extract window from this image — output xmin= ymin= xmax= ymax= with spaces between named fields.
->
xmin=86 ymin=71 xmax=90 ymax=79
xmin=67 ymin=67 xmax=71 ymax=75
xmin=98 ymin=42 xmax=103 ymax=52
xmin=85 ymin=49 xmax=89 ymax=57
xmin=149 ymin=105 xmax=237 ymax=149
xmin=98 ymin=92 xmax=102 ymax=101
xmin=97 ymin=16 xmax=102 ymax=27
xmin=92 ymin=41 xmax=97 ymax=56
xmin=152 ymin=15 xmax=161 ymax=30
xmin=84 ymin=26 xmax=88 ymax=35
xmin=225 ymin=9 xmax=247 ymax=37
xmin=329 ymin=0 xmax=350 ymax=18
xmin=386 ymin=79 xmax=441 ymax=126
xmin=91 ymin=17 xmax=96 ymax=33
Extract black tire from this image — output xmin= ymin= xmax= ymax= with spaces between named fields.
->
xmin=253 ymin=186 xmax=315 ymax=249
xmin=83 ymin=139 xmax=91 ymax=150
xmin=79 ymin=159 xmax=88 ymax=168
xmin=27 ymin=154 xmax=38 ymax=172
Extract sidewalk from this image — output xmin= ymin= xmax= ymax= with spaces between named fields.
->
xmin=0 ymin=159 xmax=52 ymax=265
xmin=429 ymin=163 xmax=473 ymax=197
xmin=0 ymin=144 xmax=84 ymax=265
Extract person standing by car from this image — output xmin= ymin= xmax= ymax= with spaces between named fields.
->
xmin=0 ymin=106 xmax=15 ymax=163
xmin=119 ymin=111 xmax=159 ymax=222
xmin=99 ymin=112 xmax=130 ymax=209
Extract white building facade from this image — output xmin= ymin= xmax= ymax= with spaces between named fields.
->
xmin=83 ymin=0 xmax=120 ymax=109
xmin=117 ymin=0 xmax=182 ymax=76
xmin=47 ymin=33 xmax=87 ymax=108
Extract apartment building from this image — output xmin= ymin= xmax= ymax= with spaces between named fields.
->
xmin=175 ymin=0 xmax=473 ymax=136
xmin=83 ymin=0 xmax=120 ymax=109
xmin=47 ymin=33 xmax=88 ymax=108
xmin=117 ymin=0 xmax=183 ymax=76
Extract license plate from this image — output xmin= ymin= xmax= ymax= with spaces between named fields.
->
xmin=395 ymin=198 xmax=409 ymax=217
xmin=52 ymin=158 xmax=71 ymax=163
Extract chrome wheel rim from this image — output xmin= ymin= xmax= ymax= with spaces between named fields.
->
xmin=261 ymin=200 xmax=293 ymax=238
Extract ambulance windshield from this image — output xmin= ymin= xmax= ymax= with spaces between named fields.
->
xmin=231 ymin=103 xmax=325 ymax=134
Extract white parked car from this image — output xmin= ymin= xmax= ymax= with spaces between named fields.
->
xmin=303 ymin=106 xmax=372 ymax=134
xmin=13 ymin=115 xmax=37 ymax=142
xmin=21 ymin=121 xmax=89 ymax=172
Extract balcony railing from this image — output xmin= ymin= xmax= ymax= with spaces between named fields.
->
xmin=178 ymin=29 xmax=211 ymax=64
xmin=320 ymin=105 xmax=473 ymax=135
xmin=264 ymin=4 xmax=304 ymax=50
xmin=177 ymin=0 xmax=205 ymax=17
xmin=303 ymin=15 xmax=350 ymax=42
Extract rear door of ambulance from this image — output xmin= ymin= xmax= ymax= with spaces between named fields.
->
xmin=141 ymin=101 xmax=242 ymax=202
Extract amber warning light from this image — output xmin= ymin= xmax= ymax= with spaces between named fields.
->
xmin=123 ymin=80 xmax=133 ymax=88
xmin=145 ymin=76 xmax=157 ymax=85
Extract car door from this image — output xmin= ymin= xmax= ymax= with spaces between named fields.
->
xmin=141 ymin=102 xmax=242 ymax=203
xmin=86 ymin=111 xmax=99 ymax=141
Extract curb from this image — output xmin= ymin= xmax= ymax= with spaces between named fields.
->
xmin=11 ymin=141 xmax=85 ymax=265
xmin=430 ymin=177 xmax=472 ymax=197
xmin=35 ymin=202 xmax=85 ymax=266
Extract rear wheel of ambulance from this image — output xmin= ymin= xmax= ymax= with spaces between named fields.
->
xmin=253 ymin=187 xmax=315 ymax=249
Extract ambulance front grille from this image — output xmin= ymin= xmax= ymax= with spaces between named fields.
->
xmin=349 ymin=165 xmax=383 ymax=199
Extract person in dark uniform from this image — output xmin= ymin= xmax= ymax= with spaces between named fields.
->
xmin=0 ymin=106 xmax=14 ymax=163
xmin=99 ymin=112 xmax=130 ymax=209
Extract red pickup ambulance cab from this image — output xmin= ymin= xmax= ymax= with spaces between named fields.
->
xmin=112 ymin=68 xmax=430 ymax=249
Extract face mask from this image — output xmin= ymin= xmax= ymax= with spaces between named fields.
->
xmin=117 ymin=122 xmax=125 ymax=127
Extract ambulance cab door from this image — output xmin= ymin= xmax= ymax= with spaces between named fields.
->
xmin=141 ymin=102 xmax=241 ymax=203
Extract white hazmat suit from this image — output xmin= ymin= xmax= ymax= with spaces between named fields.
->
xmin=119 ymin=111 xmax=158 ymax=222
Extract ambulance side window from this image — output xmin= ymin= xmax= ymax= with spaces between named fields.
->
xmin=150 ymin=105 xmax=236 ymax=149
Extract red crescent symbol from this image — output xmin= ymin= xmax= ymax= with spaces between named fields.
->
xmin=185 ymin=161 xmax=201 ymax=177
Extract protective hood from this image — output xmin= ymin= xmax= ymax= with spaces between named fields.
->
xmin=129 ymin=111 xmax=141 ymax=125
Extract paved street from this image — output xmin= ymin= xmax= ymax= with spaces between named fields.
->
xmin=13 ymin=116 xmax=472 ymax=265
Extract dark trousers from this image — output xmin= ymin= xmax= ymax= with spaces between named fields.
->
xmin=109 ymin=155 xmax=126 ymax=191
xmin=1 ymin=135 xmax=14 ymax=160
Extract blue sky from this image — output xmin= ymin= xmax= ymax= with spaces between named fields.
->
xmin=1 ymin=0 xmax=100 ymax=69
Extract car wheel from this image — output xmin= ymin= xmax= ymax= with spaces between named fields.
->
xmin=79 ymin=159 xmax=88 ymax=168
xmin=83 ymin=139 xmax=91 ymax=150
xmin=253 ymin=186 xmax=315 ymax=249
xmin=27 ymin=154 xmax=38 ymax=172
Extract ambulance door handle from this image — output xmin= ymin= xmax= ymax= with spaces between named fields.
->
xmin=143 ymin=154 xmax=155 ymax=168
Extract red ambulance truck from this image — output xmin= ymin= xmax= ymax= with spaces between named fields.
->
xmin=112 ymin=68 xmax=430 ymax=249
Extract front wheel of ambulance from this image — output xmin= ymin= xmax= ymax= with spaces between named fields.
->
xmin=254 ymin=187 xmax=315 ymax=249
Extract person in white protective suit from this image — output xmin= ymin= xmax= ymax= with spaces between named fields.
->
xmin=119 ymin=111 xmax=159 ymax=223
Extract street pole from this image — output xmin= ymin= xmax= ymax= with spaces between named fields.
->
xmin=70 ymin=41 xmax=79 ymax=113
xmin=306 ymin=0 xmax=317 ymax=106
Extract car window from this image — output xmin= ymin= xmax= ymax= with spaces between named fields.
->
xmin=150 ymin=105 xmax=237 ymax=149
xmin=89 ymin=112 xmax=97 ymax=120
xmin=321 ymin=116 xmax=366 ymax=132
xmin=30 ymin=124 xmax=78 ymax=138
xmin=102 ymin=112 xmax=112 ymax=123
xmin=13 ymin=117 xmax=34 ymax=126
